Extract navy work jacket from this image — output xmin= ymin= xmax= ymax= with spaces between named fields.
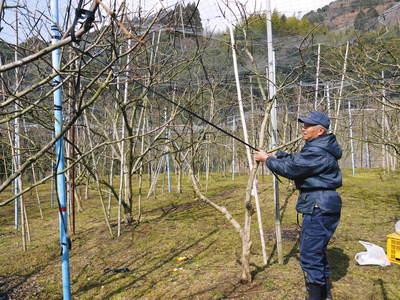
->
xmin=266 ymin=133 xmax=342 ymax=214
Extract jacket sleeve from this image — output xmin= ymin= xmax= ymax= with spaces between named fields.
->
xmin=266 ymin=148 xmax=327 ymax=180
xmin=275 ymin=150 xmax=289 ymax=158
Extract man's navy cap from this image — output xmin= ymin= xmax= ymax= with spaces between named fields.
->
xmin=298 ymin=111 xmax=330 ymax=129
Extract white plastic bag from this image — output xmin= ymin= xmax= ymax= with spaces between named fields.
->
xmin=395 ymin=220 xmax=400 ymax=233
xmin=355 ymin=241 xmax=390 ymax=267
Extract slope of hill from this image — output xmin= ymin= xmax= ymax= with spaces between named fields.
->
xmin=304 ymin=0 xmax=400 ymax=31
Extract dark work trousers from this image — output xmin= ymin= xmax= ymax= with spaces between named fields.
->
xmin=300 ymin=207 xmax=340 ymax=286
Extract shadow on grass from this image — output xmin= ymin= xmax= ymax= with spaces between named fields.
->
xmin=374 ymin=278 xmax=389 ymax=300
xmin=244 ymin=227 xmax=301 ymax=282
xmin=263 ymin=227 xmax=300 ymax=267
xmin=280 ymin=186 xmax=297 ymax=221
xmin=327 ymin=247 xmax=349 ymax=281
xmin=264 ymin=241 xmax=348 ymax=283
xmin=75 ymin=229 xmax=219 ymax=298
xmin=0 ymin=272 xmax=39 ymax=299
xmin=134 ymin=240 xmax=218 ymax=299
xmin=284 ymin=235 xmax=300 ymax=265
xmin=180 ymin=275 xmax=262 ymax=300
xmin=138 ymin=200 xmax=209 ymax=225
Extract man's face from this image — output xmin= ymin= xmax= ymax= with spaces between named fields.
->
xmin=301 ymin=123 xmax=325 ymax=141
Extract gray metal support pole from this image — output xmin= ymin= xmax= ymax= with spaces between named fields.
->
xmin=326 ymin=83 xmax=331 ymax=117
xmin=365 ymin=136 xmax=371 ymax=168
xmin=164 ymin=109 xmax=171 ymax=193
xmin=14 ymin=2 xmax=20 ymax=232
xmin=231 ymin=117 xmax=235 ymax=180
xmin=348 ymin=100 xmax=355 ymax=175
xmin=314 ymin=43 xmax=321 ymax=110
xmin=334 ymin=41 xmax=349 ymax=133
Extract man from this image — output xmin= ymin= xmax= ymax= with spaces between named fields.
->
xmin=255 ymin=111 xmax=342 ymax=300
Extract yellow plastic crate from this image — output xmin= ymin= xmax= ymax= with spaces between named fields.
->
xmin=387 ymin=233 xmax=400 ymax=265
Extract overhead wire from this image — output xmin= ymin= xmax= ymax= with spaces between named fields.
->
xmin=131 ymin=77 xmax=260 ymax=151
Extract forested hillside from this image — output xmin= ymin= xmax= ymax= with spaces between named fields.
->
xmin=304 ymin=0 xmax=400 ymax=30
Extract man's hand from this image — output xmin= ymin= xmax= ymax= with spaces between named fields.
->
xmin=254 ymin=150 xmax=276 ymax=163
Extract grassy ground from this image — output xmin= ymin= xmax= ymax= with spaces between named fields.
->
xmin=0 ymin=169 xmax=399 ymax=299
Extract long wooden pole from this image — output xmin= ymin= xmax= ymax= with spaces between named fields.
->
xmin=266 ymin=0 xmax=283 ymax=264
xmin=229 ymin=26 xmax=268 ymax=265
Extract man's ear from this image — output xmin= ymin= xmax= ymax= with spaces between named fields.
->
xmin=318 ymin=127 xmax=326 ymax=136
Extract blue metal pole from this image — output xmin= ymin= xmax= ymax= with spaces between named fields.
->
xmin=50 ymin=0 xmax=71 ymax=298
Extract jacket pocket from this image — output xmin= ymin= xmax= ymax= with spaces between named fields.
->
xmin=296 ymin=193 xmax=314 ymax=214
xmin=315 ymin=190 xmax=341 ymax=214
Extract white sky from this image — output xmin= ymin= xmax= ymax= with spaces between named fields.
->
xmin=0 ymin=0 xmax=334 ymax=42
xmin=134 ymin=0 xmax=335 ymax=31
